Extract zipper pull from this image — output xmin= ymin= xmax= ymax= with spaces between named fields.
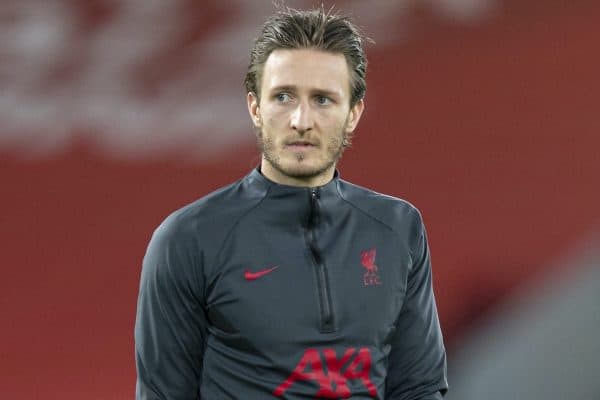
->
xmin=309 ymin=188 xmax=321 ymax=227
xmin=311 ymin=188 xmax=320 ymax=199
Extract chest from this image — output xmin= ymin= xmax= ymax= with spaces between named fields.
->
xmin=203 ymin=218 xmax=411 ymax=350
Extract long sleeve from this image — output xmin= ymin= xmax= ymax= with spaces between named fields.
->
xmin=135 ymin=217 xmax=208 ymax=400
xmin=385 ymin=214 xmax=448 ymax=400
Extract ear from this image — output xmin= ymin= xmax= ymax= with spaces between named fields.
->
xmin=247 ymin=92 xmax=262 ymax=128
xmin=344 ymin=99 xmax=365 ymax=134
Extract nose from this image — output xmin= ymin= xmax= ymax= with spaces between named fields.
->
xmin=290 ymin=102 xmax=314 ymax=134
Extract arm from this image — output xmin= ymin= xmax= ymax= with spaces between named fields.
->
xmin=135 ymin=218 xmax=208 ymax=400
xmin=385 ymin=213 xmax=448 ymax=400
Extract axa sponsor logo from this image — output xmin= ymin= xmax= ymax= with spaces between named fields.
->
xmin=274 ymin=347 xmax=377 ymax=398
xmin=361 ymin=248 xmax=381 ymax=286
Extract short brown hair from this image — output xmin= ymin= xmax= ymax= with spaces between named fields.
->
xmin=244 ymin=6 xmax=368 ymax=106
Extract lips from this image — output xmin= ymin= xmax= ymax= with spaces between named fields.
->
xmin=286 ymin=141 xmax=315 ymax=146
xmin=286 ymin=142 xmax=316 ymax=153
xmin=285 ymin=140 xmax=317 ymax=151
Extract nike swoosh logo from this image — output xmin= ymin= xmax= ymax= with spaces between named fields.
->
xmin=244 ymin=266 xmax=279 ymax=281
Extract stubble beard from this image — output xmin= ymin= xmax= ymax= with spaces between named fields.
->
xmin=256 ymin=128 xmax=350 ymax=180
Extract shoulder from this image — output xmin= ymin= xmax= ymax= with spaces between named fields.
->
xmin=152 ymin=175 xmax=266 ymax=245
xmin=336 ymin=179 xmax=424 ymax=234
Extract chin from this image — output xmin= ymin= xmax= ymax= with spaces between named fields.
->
xmin=277 ymin=159 xmax=332 ymax=179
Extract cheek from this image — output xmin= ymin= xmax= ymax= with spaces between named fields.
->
xmin=262 ymin=112 xmax=288 ymax=133
xmin=258 ymin=119 xmax=280 ymax=144
xmin=326 ymin=114 xmax=350 ymax=134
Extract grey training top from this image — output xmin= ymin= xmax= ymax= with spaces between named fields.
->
xmin=135 ymin=168 xmax=448 ymax=399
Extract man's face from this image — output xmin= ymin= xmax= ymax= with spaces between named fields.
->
xmin=247 ymin=48 xmax=364 ymax=186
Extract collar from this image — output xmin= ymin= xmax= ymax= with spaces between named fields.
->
xmin=245 ymin=167 xmax=340 ymax=198
xmin=243 ymin=167 xmax=342 ymax=226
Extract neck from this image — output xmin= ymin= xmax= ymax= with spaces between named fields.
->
xmin=260 ymin=159 xmax=335 ymax=187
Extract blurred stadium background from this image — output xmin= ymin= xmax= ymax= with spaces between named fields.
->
xmin=1 ymin=0 xmax=599 ymax=398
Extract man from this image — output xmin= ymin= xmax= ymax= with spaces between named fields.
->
xmin=135 ymin=7 xmax=448 ymax=399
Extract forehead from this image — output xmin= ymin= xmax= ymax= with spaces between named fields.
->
xmin=261 ymin=49 xmax=350 ymax=96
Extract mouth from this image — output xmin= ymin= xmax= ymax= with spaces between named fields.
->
xmin=285 ymin=141 xmax=317 ymax=150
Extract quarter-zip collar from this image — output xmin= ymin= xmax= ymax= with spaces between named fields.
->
xmin=241 ymin=167 xmax=338 ymax=231
xmin=244 ymin=167 xmax=340 ymax=228
xmin=246 ymin=166 xmax=340 ymax=197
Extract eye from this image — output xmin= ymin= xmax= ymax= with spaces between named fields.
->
xmin=315 ymin=95 xmax=332 ymax=106
xmin=275 ymin=92 xmax=292 ymax=103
